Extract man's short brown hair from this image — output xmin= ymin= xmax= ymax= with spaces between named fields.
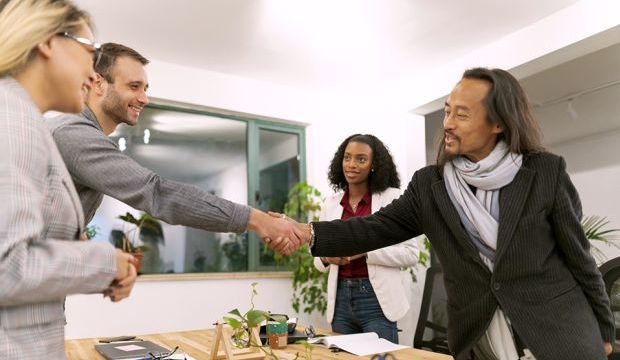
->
xmin=94 ymin=42 xmax=149 ymax=83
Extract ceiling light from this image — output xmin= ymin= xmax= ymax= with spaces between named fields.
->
xmin=566 ymin=99 xmax=578 ymax=120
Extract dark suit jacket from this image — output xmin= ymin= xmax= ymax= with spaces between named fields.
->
xmin=312 ymin=152 xmax=614 ymax=359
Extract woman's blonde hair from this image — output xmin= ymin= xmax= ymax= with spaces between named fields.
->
xmin=0 ymin=0 xmax=92 ymax=76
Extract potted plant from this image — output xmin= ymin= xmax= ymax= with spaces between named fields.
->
xmin=273 ymin=182 xmax=328 ymax=315
xmin=222 ymin=233 xmax=249 ymax=272
xmin=113 ymin=212 xmax=163 ymax=274
xmin=222 ymin=283 xmax=309 ymax=359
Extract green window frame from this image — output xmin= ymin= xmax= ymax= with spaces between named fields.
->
xmin=138 ymin=102 xmax=306 ymax=272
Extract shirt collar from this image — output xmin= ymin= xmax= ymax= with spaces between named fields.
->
xmin=340 ymin=189 xmax=372 ymax=207
xmin=361 ymin=191 xmax=371 ymax=204
xmin=82 ymin=105 xmax=103 ymax=132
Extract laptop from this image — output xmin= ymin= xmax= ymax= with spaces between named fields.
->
xmin=94 ymin=340 xmax=170 ymax=360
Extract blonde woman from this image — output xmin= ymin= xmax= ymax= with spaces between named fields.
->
xmin=0 ymin=0 xmax=136 ymax=358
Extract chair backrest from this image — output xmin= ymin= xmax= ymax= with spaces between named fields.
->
xmin=598 ymin=257 xmax=620 ymax=358
xmin=413 ymin=263 xmax=450 ymax=354
xmin=600 ymin=257 xmax=620 ymax=294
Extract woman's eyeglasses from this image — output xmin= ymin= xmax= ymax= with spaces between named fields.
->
xmin=57 ymin=32 xmax=102 ymax=67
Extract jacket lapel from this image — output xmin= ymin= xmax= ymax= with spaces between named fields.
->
xmin=431 ymin=179 xmax=480 ymax=258
xmin=494 ymin=167 xmax=535 ymax=264
xmin=371 ymin=191 xmax=382 ymax=213
xmin=327 ymin=194 xmax=345 ymax=220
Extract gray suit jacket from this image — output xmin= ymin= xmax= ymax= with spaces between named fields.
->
xmin=46 ymin=107 xmax=250 ymax=233
xmin=312 ymin=152 xmax=614 ymax=360
xmin=0 ymin=78 xmax=117 ymax=359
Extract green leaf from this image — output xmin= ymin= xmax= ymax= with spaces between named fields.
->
xmin=246 ymin=309 xmax=269 ymax=328
xmin=582 ymin=215 xmax=620 ymax=263
xmin=228 ymin=309 xmax=243 ymax=318
xmin=269 ymin=314 xmax=288 ymax=323
xmin=223 ymin=316 xmax=242 ymax=329
xmin=118 ymin=212 xmax=139 ymax=225
xmin=84 ymin=224 xmax=99 ymax=240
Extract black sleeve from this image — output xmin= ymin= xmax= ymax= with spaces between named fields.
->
xmin=551 ymin=157 xmax=615 ymax=342
xmin=312 ymin=171 xmax=423 ymax=257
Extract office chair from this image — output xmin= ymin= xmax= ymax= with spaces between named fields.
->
xmin=413 ymin=262 xmax=450 ymax=354
xmin=599 ymin=257 xmax=620 ymax=360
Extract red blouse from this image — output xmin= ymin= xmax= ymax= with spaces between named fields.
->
xmin=338 ymin=190 xmax=372 ymax=278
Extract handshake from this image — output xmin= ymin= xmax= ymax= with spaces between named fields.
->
xmin=100 ymin=208 xmax=312 ymax=303
xmin=248 ymin=208 xmax=313 ymax=256
xmin=104 ymin=250 xmax=138 ymax=303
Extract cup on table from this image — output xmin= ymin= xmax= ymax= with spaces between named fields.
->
xmin=266 ymin=321 xmax=288 ymax=349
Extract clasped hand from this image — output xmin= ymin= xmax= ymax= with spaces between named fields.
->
xmin=321 ymin=253 xmax=366 ymax=266
xmin=103 ymin=249 xmax=138 ymax=302
xmin=248 ymin=208 xmax=311 ymax=256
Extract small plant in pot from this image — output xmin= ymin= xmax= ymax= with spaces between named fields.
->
xmin=112 ymin=212 xmax=162 ymax=274
xmin=222 ymin=282 xmax=290 ymax=358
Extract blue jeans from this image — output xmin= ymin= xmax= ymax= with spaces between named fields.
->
xmin=332 ymin=278 xmax=398 ymax=343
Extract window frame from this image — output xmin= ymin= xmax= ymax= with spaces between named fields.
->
xmin=136 ymin=101 xmax=306 ymax=274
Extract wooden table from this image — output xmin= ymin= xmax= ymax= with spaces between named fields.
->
xmin=66 ymin=328 xmax=453 ymax=360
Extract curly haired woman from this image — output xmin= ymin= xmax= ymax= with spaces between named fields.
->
xmin=314 ymin=134 xmax=419 ymax=343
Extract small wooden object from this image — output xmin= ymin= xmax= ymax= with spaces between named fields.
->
xmin=208 ymin=323 xmax=264 ymax=360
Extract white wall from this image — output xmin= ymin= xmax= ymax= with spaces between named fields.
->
xmin=65 ymin=277 xmax=294 ymax=339
xmin=65 ymin=0 xmax=620 ymax=345
xmin=550 ymin=129 xmax=620 ymax=264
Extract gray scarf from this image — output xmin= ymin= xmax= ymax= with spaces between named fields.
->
xmin=444 ymin=141 xmax=522 ymax=267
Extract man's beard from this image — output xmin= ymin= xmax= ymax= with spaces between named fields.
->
xmin=437 ymin=137 xmax=461 ymax=167
xmin=101 ymin=87 xmax=130 ymax=126
xmin=444 ymin=150 xmax=460 ymax=163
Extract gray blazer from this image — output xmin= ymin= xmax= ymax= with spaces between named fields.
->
xmin=0 ymin=77 xmax=117 ymax=359
xmin=46 ymin=107 xmax=250 ymax=233
xmin=312 ymin=152 xmax=614 ymax=360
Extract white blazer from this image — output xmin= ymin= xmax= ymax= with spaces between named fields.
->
xmin=313 ymin=187 xmax=419 ymax=323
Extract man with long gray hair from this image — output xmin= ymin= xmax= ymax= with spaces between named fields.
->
xmin=270 ymin=68 xmax=614 ymax=360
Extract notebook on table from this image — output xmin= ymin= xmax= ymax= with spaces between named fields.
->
xmin=307 ymin=332 xmax=409 ymax=356
xmin=94 ymin=340 xmax=170 ymax=359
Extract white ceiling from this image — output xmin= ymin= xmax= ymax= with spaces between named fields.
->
xmin=76 ymin=0 xmax=582 ymax=94
xmin=80 ymin=0 xmax=618 ymax=174
xmin=523 ymin=42 xmax=620 ymax=146
xmin=424 ymin=42 xmax=620 ymax=164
